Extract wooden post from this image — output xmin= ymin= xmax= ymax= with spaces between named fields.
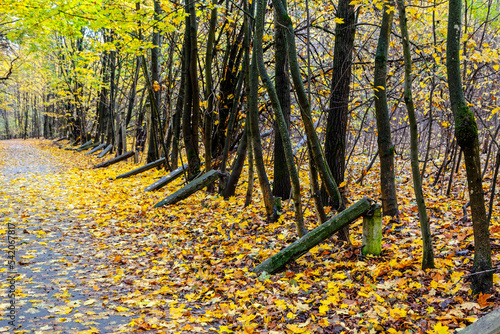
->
xmin=98 ymin=144 xmax=113 ymax=158
xmin=154 ymin=170 xmax=221 ymax=207
xmin=115 ymin=157 xmax=166 ymax=179
xmin=252 ymin=197 xmax=374 ymax=275
xmin=144 ymin=163 xmax=188 ymax=192
xmin=86 ymin=143 xmax=106 ymax=155
xmin=94 ymin=151 xmax=135 ymax=168
xmin=362 ymin=203 xmax=382 ymax=256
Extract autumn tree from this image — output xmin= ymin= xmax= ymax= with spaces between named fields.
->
xmin=447 ymin=0 xmax=492 ymax=294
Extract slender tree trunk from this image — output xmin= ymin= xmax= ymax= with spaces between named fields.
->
xmin=182 ymin=0 xmax=201 ymax=179
xmin=255 ymin=0 xmax=305 ymax=235
xmin=204 ymin=4 xmax=218 ymax=192
xmin=397 ymin=0 xmax=434 ymax=269
xmin=272 ymin=0 xmax=291 ymax=200
xmin=447 ymin=0 xmax=492 ymax=294
xmin=248 ymin=43 xmax=277 ymax=223
xmin=373 ymin=1 xmax=399 ymax=217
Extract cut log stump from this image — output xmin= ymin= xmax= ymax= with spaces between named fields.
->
xmin=144 ymin=164 xmax=188 ymax=192
xmin=362 ymin=203 xmax=382 ymax=256
xmin=86 ymin=143 xmax=106 ymax=155
xmin=94 ymin=151 xmax=135 ymax=168
xmin=154 ymin=169 xmax=221 ymax=207
xmin=115 ymin=157 xmax=166 ymax=180
xmin=97 ymin=144 xmax=113 ymax=158
xmin=252 ymin=197 xmax=374 ymax=275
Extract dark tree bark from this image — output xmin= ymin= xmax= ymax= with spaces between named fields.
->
xmin=373 ymin=1 xmax=399 ymax=216
xmin=147 ymin=0 xmax=163 ymax=163
xmin=272 ymin=0 xmax=291 ymax=200
xmin=397 ymin=0 xmax=435 ymax=270
xmin=204 ymin=4 xmax=218 ymax=192
xmin=324 ymin=0 xmax=356 ymax=208
xmin=182 ymin=0 xmax=201 ymax=179
xmin=447 ymin=0 xmax=492 ymax=294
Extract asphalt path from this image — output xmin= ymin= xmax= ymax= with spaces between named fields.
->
xmin=0 ymin=140 xmax=129 ymax=334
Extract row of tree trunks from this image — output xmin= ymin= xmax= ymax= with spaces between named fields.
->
xmin=154 ymin=169 xmax=221 ymax=207
xmin=94 ymin=151 xmax=134 ymax=168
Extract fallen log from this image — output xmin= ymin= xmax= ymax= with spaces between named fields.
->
xmin=53 ymin=137 xmax=67 ymax=143
xmin=86 ymin=143 xmax=106 ymax=155
xmin=458 ymin=307 xmax=500 ymax=334
xmin=77 ymin=142 xmax=99 ymax=152
xmin=94 ymin=151 xmax=135 ymax=168
xmin=154 ymin=169 xmax=221 ymax=207
xmin=252 ymin=197 xmax=374 ymax=275
xmin=97 ymin=144 xmax=113 ymax=158
xmin=75 ymin=140 xmax=93 ymax=151
xmin=144 ymin=163 xmax=188 ymax=192
xmin=115 ymin=157 xmax=166 ymax=179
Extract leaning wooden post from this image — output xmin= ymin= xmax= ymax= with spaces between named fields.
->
xmin=154 ymin=170 xmax=221 ymax=207
xmin=362 ymin=203 xmax=382 ymax=256
xmin=252 ymin=197 xmax=374 ymax=275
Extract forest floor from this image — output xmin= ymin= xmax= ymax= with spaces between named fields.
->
xmin=0 ymin=139 xmax=499 ymax=334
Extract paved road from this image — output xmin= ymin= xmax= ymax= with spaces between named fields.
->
xmin=0 ymin=140 xmax=129 ymax=334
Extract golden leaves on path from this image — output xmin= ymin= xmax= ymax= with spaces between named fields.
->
xmin=1 ymin=139 xmax=499 ymax=333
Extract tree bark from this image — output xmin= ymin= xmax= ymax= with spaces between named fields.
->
xmin=447 ymin=0 xmax=492 ymax=294
xmin=373 ymin=1 xmax=399 ymax=216
xmin=397 ymin=0 xmax=435 ymax=269
xmin=272 ymin=0 xmax=292 ymax=200
xmin=255 ymin=0 xmax=305 ymax=235
xmin=324 ymin=0 xmax=356 ymax=207
xmin=272 ymin=0 xmax=342 ymax=210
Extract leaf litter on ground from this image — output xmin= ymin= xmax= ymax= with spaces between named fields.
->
xmin=0 ymin=139 xmax=499 ymax=334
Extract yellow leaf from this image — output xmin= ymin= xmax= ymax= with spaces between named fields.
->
xmin=116 ymin=306 xmax=130 ymax=312
xmin=493 ymin=64 xmax=499 ymax=71
xmin=431 ymin=322 xmax=450 ymax=334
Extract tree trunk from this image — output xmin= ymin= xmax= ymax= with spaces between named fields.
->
xmin=272 ymin=0 xmax=342 ymax=210
xmin=397 ymin=0 xmax=435 ymax=269
xmin=324 ymin=0 xmax=356 ymax=207
xmin=373 ymin=1 xmax=399 ymax=216
xmin=447 ymin=0 xmax=492 ymax=294
xmin=255 ymin=0 xmax=305 ymax=235
xmin=272 ymin=0 xmax=292 ymax=200
xmin=182 ymin=0 xmax=201 ymax=179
